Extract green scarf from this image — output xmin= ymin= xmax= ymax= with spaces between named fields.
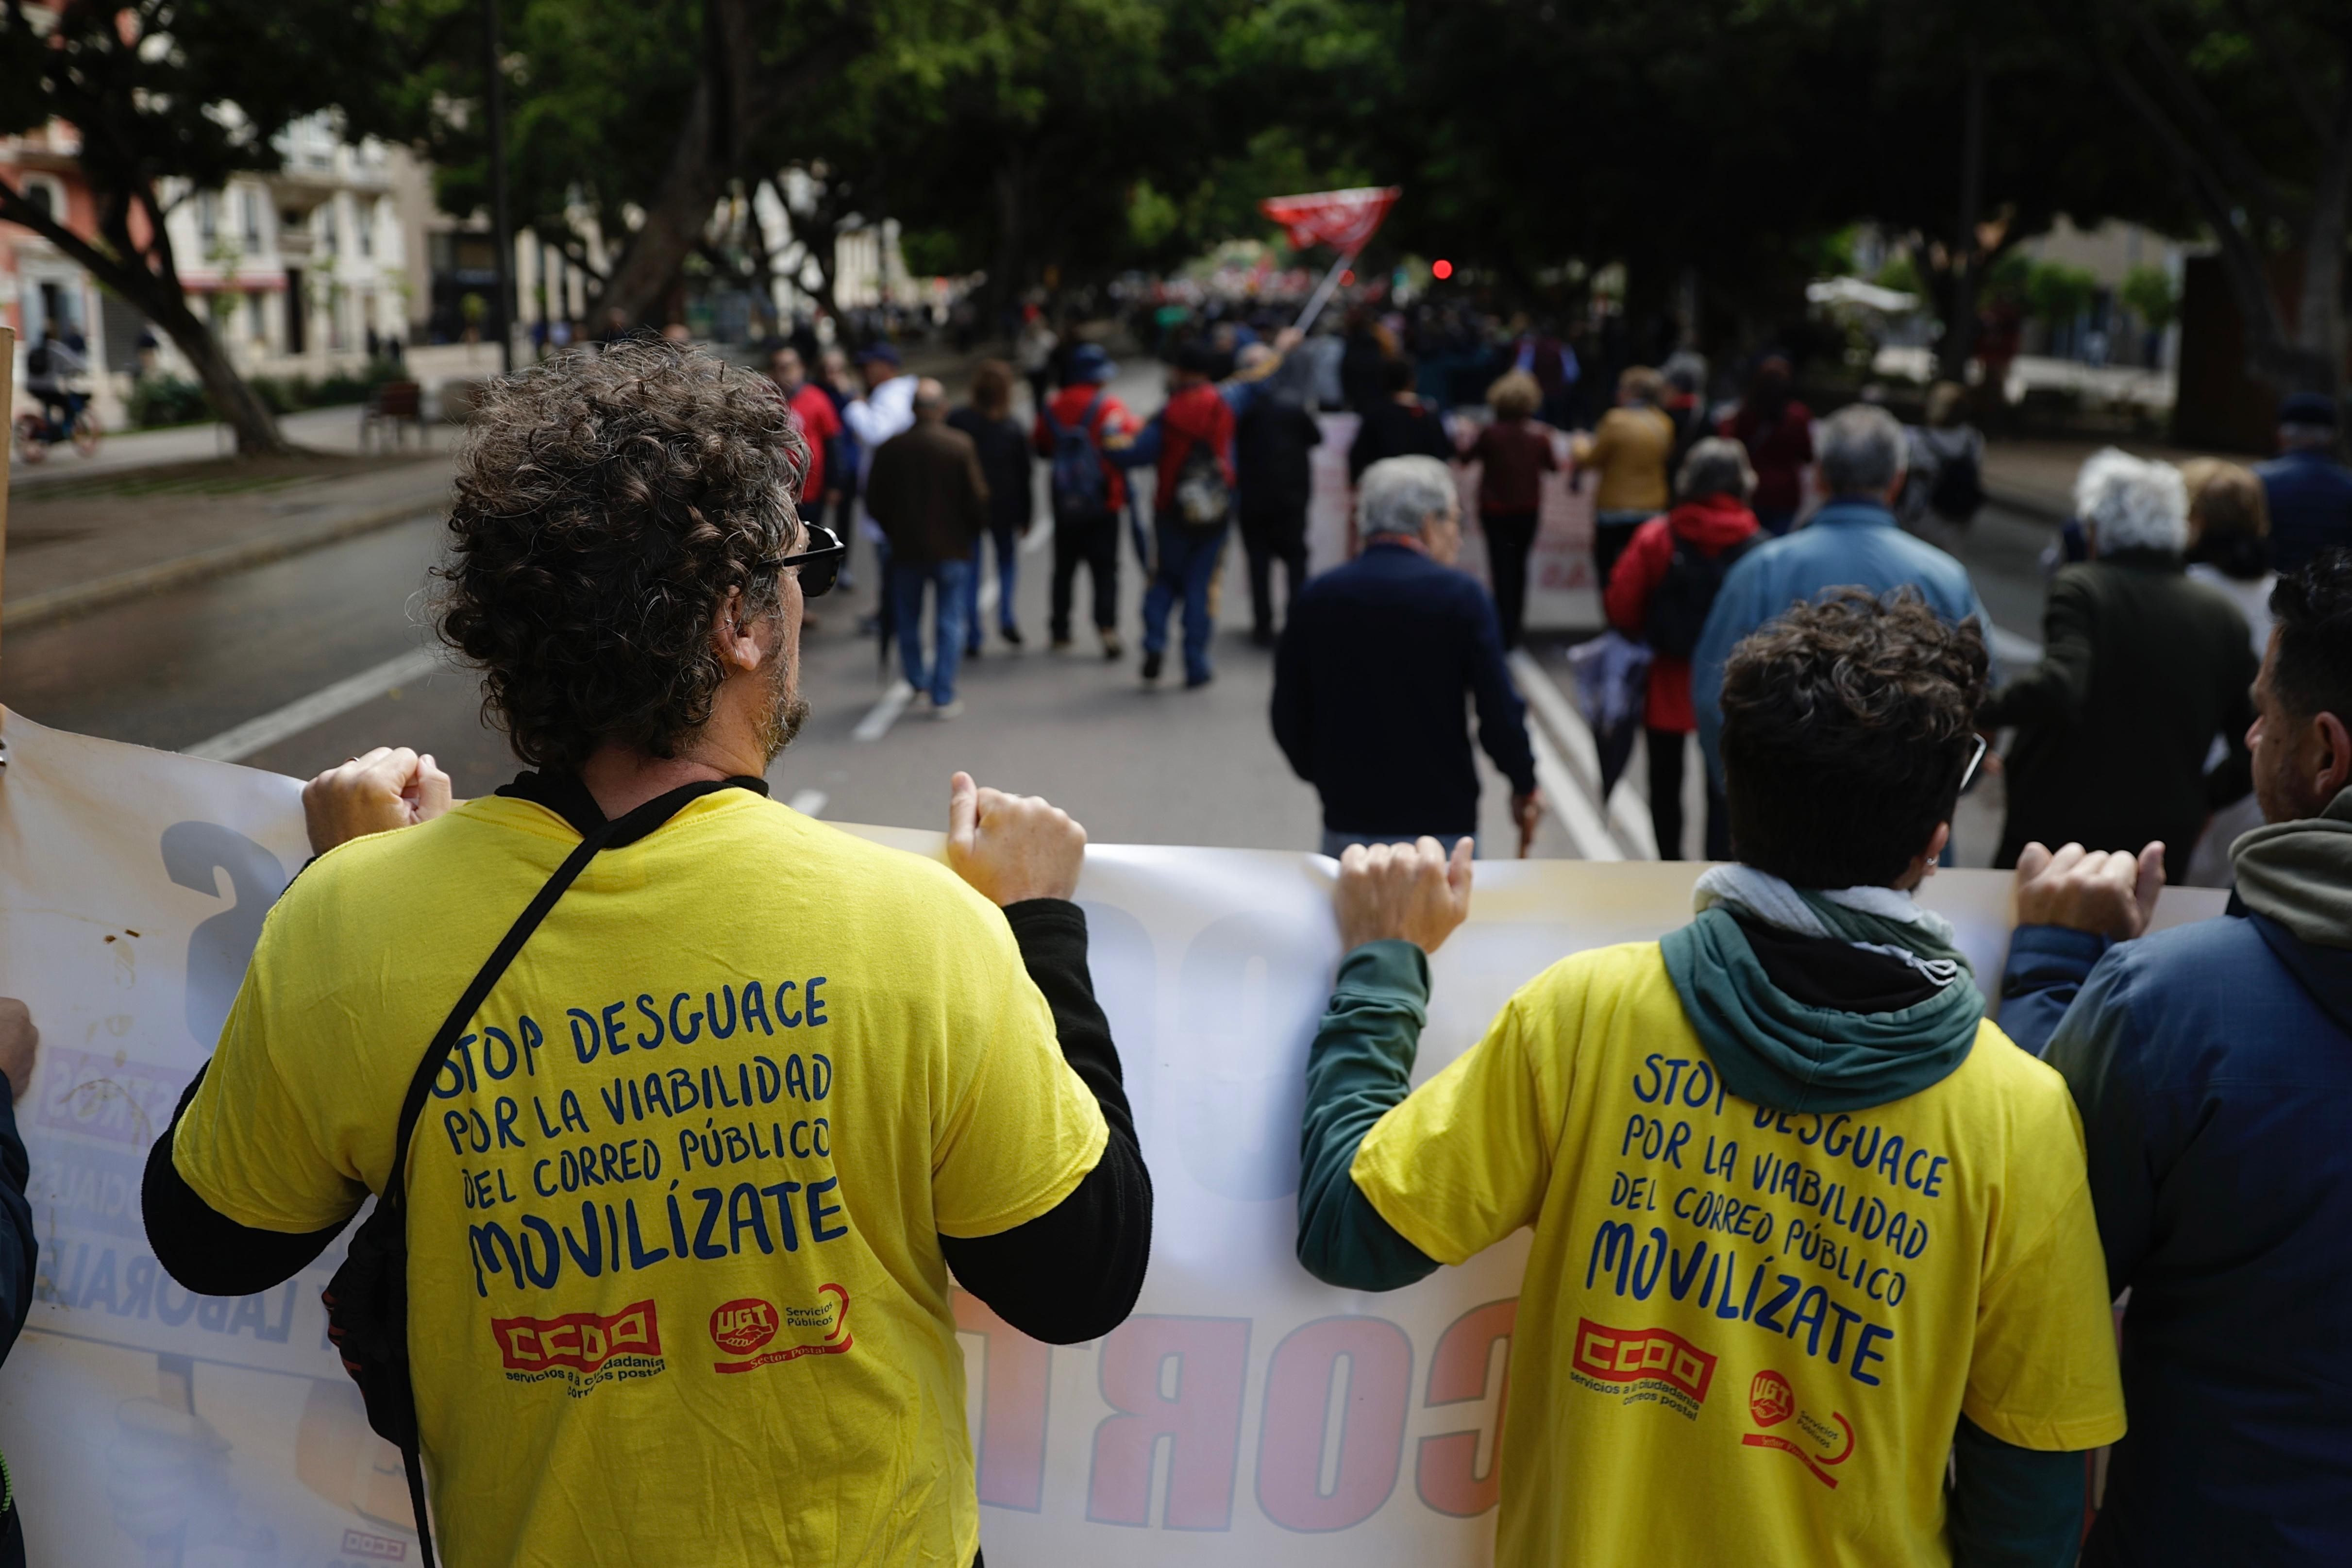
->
xmin=2233 ymin=785 xmax=2352 ymax=949
xmin=1659 ymin=869 xmax=1986 ymax=1114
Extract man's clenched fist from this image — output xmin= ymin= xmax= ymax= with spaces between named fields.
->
xmin=946 ymin=772 xmax=1087 ymax=907
xmin=302 ymin=746 xmax=454 ymax=854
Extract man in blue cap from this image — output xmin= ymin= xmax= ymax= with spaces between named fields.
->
xmin=1033 ymin=342 xmax=1137 ymax=660
xmin=2256 ymin=391 xmax=2352 ymax=575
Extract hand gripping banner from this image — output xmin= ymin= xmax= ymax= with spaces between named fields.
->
xmin=0 ymin=708 xmax=2219 ymax=1565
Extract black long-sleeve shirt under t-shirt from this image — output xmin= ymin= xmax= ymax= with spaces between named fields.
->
xmin=141 ymin=777 xmax=1150 ymax=1347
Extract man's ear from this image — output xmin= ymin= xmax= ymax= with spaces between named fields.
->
xmin=711 ymin=587 xmax=764 ymax=674
xmin=2316 ymin=710 xmax=2352 ymax=801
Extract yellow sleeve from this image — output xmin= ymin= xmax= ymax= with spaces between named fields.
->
xmin=1962 ymin=1095 xmax=2128 ymax=1451
xmin=1350 ymin=996 xmax=1555 ymax=1266
xmin=930 ymin=930 xmax=1108 ymax=1239
xmin=170 ymin=931 xmax=371 ymax=1233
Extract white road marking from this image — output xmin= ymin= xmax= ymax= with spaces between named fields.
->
xmin=182 ymin=648 xmax=446 ymax=763
xmin=787 ymin=789 xmax=828 ymax=817
xmin=1525 ymin=720 xmax=1621 ymax=861
xmin=852 ymin=679 xmax=918 ymax=742
xmin=1509 ymin=649 xmax=1657 ymax=858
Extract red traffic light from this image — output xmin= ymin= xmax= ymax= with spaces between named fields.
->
xmin=1432 ymin=259 xmax=1454 ymax=280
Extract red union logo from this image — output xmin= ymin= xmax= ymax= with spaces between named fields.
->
xmin=710 ymin=1298 xmax=778 ymax=1356
xmin=1750 ymin=1370 xmax=1795 ymax=1427
xmin=1572 ymin=1318 xmax=1718 ymax=1404
xmin=492 ymin=1300 xmax=660 ymax=1373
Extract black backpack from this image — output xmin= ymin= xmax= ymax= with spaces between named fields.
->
xmin=24 ymin=344 xmax=49 ymax=378
xmin=1645 ymin=531 xmax=1759 ymax=660
xmin=1927 ymin=445 xmax=1985 ymax=522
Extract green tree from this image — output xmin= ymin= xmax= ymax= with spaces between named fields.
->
xmin=2086 ymin=0 xmax=2352 ymax=402
xmin=0 ymin=0 xmax=403 ymax=453
xmin=2120 ymin=261 xmax=2178 ymax=331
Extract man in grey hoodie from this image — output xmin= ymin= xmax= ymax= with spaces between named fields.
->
xmin=1296 ymin=589 xmax=2124 ymax=1567
xmin=2000 ymin=549 xmax=2352 ymax=1567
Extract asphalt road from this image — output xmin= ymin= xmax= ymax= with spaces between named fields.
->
xmin=0 ymin=373 xmax=2056 ymax=864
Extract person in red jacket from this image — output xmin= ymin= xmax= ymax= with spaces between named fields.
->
xmin=1140 ymin=342 xmax=1239 ymax=688
xmin=1604 ymin=437 xmax=1762 ymax=859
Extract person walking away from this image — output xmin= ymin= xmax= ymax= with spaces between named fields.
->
xmin=1272 ymin=455 xmax=1543 ymax=858
xmin=867 ymin=379 xmax=991 ymax=717
xmin=1297 ymin=590 xmax=2124 ymax=1567
xmin=947 ymin=360 xmax=1035 ymax=652
xmin=845 ymin=344 xmax=920 ymax=621
xmin=769 ymin=345 xmax=845 ymax=536
xmin=0 ymin=999 xmax=38 ymax=1567
xmin=1569 ymin=366 xmax=1675 ymax=591
xmin=2255 ymin=391 xmax=2352 ymax=574
xmin=1463 ymin=371 xmax=1558 ymax=650
xmin=1234 ymin=367 xmax=1322 ymax=646
xmin=1981 ymin=450 xmax=2256 ymax=883
xmin=1602 ymin=437 xmax=1761 ymax=859
xmin=1998 ymin=550 xmax=2352 ymax=1568
xmin=1140 ymin=343 xmax=1238 ymax=688
xmin=2180 ymin=458 xmax=2276 ymax=883
xmin=140 ymin=340 xmax=1150 ymax=1568
xmin=1033 ymin=343 xmax=1135 ymax=660
xmin=1898 ymin=380 xmax=1985 ymax=552
xmin=1016 ymin=307 xmax=1058 ymax=415
xmin=1347 ymin=356 xmax=1454 ymax=483
xmin=1693 ymin=403 xmax=1998 ymax=795
xmin=1723 ymin=354 xmax=1814 ymax=536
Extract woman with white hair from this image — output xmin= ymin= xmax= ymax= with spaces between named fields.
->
xmin=1982 ymin=448 xmax=2260 ymax=881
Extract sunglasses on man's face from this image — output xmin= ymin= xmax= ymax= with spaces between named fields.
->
xmin=1958 ymin=732 xmax=1989 ymax=796
xmin=781 ymin=523 xmax=846 ymax=599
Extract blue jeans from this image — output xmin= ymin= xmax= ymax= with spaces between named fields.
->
xmin=1321 ymin=830 xmax=1474 ymax=860
xmin=890 ymin=557 xmax=973 ymax=705
xmin=962 ymin=526 xmax=1021 ymax=652
xmin=1142 ymin=521 xmax=1228 ymax=683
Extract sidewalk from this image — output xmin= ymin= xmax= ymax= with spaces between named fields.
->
xmin=3 ymin=447 xmax=453 ymax=630
xmin=9 ymin=403 xmax=457 ymax=493
xmin=1982 ymin=436 xmax=2245 ymax=521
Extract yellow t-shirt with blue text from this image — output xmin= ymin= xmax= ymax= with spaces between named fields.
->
xmin=1352 ymin=941 xmax=2123 ymax=1567
xmin=171 ymin=792 xmax=1107 ymax=1568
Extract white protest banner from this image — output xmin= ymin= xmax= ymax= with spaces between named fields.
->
xmin=0 ymin=706 xmax=2223 ymax=1565
xmin=1306 ymin=415 xmax=1598 ymax=634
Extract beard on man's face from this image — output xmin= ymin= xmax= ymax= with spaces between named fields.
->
xmin=756 ymin=638 xmax=809 ymax=764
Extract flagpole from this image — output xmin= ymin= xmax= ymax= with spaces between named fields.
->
xmin=1292 ymin=242 xmax=1364 ymax=334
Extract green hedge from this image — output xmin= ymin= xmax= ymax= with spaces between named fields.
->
xmin=127 ymin=355 xmax=409 ymax=428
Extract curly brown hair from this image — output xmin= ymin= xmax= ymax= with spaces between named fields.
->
xmin=435 ymin=340 xmax=807 ymax=773
xmin=1719 ymin=589 xmax=1988 ymax=887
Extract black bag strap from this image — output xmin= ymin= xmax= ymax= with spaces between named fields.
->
xmin=381 ymin=775 xmax=753 ymax=1563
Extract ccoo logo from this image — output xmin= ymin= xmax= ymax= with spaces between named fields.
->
xmin=710 ymin=1298 xmax=778 ymax=1356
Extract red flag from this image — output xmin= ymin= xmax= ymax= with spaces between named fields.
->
xmin=1258 ymin=186 xmax=1400 ymax=254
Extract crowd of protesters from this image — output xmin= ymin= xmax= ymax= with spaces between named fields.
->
xmin=0 ymin=326 xmax=2313 ymax=1568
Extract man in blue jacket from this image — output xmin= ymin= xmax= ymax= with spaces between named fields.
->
xmin=1271 ymin=454 xmax=1543 ymax=857
xmin=2001 ymin=549 xmax=2352 ymax=1566
xmin=2255 ymin=391 xmax=2352 ymax=575
xmin=1693 ymin=402 xmax=1997 ymax=786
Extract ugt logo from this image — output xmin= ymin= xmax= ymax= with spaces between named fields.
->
xmin=710 ymin=1298 xmax=778 ymax=1357
xmin=1750 ymin=1369 xmax=1795 ymax=1427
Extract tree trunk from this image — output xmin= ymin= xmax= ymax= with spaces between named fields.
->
xmin=588 ymin=9 xmax=867 ymax=328
xmin=0 ymin=182 xmax=287 ymax=455
xmin=985 ymin=151 xmax=1032 ymax=337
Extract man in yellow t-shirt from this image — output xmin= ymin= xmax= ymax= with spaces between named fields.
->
xmin=140 ymin=340 xmax=1151 ymax=1568
xmin=1296 ymin=590 xmax=2124 ymax=1566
